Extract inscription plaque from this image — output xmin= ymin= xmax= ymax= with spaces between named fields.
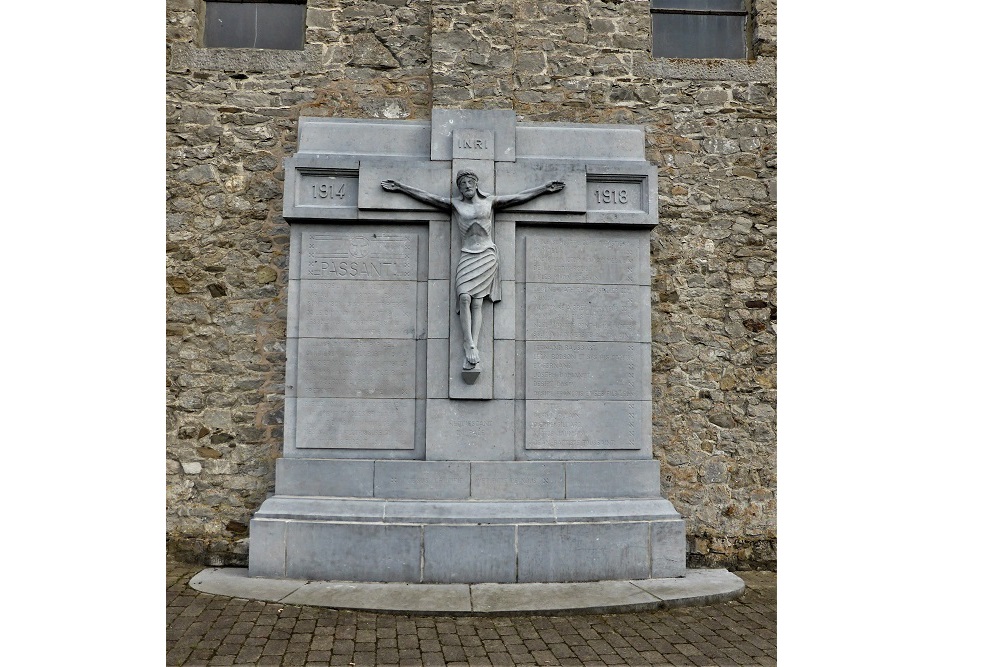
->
xmin=298 ymin=281 xmax=417 ymax=339
xmin=525 ymin=284 xmax=648 ymax=342
xmin=526 ymin=231 xmax=649 ymax=285
xmin=526 ymin=341 xmax=646 ymax=400
xmin=525 ymin=400 xmax=646 ymax=450
xmin=294 ymin=338 xmax=416 ymax=399
xmin=296 ymin=171 xmax=360 ymax=209
xmin=295 ymin=398 xmax=415 ymax=450
xmin=304 ymin=232 xmax=416 ymax=280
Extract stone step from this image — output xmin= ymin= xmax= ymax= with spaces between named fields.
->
xmin=275 ymin=458 xmax=663 ymax=500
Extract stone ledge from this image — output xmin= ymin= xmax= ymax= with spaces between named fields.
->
xmin=189 ymin=567 xmax=744 ymax=615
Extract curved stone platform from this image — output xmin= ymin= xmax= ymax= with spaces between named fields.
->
xmin=189 ymin=567 xmax=744 ymax=616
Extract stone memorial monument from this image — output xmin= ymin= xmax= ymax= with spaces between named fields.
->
xmin=248 ymin=109 xmax=687 ymax=583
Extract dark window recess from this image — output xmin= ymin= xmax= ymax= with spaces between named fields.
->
xmin=651 ymin=0 xmax=748 ymax=59
xmin=204 ymin=1 xmax=307 ymax=50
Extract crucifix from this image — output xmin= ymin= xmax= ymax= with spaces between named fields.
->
xmin=381 ymin=171 xmax=564 ymax=383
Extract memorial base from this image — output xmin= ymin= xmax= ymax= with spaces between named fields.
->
xmin=249 ymin=497 xmax=684 ymax=583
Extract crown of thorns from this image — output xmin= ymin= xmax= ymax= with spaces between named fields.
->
xmin=455 ymin=170 xmax=480 ymax=184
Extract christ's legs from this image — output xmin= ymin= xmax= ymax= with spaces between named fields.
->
xmin=458 ymin=292 xmax=480 ymax=369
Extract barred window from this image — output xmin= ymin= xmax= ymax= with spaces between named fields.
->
xmin=651 ymin=0 xmax=749 ymax=59
xmin=203 ymin=0 xmax=307 ymax=50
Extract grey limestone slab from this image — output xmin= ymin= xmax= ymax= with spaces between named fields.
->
xmin=515 ymin=122 xmax=646 ymax=162
xmin=493 ymin=339 xmax=516 ymax=400
xmin=291 ymin=338 xmax=416 ymax=399
xmin=297 ymin=280 xmax=417 ymax=339
xmin=191 ymin=567 xmax=307 ymax=601
xmin=284 ymin=522 xmax=422 ymax=581
xmin=565 ymin=461 xmax=661 ymax=499
xmin=524 ymin=227 xmax=651 ymax=285
xmin=471 ymin=580 xmax=659 ymax=614
xmin=494 ymin=220 xmax=515 ymax=281
xmin=276 ymin=458 xmax=375 ymax=497
xmin=382 ymin=500 xmax=557 ymax=524
xmin=359 ymin=159 xmax=452 ymax=211
xmin=552 ymin=498 xmax=680 ymax=523
xmin=452 ymin=128 xmax=495 ymax=161
xmin=298 ymin=117 xmax=431 ymax=158
xmin=426 ymin=399 xmax=514 ymax=460
xmin=428 ymin=219 xmax=451 ymax=279
xmin=516 ymin=522 xmax=650 ymax=582
xmin=631 ymin=570 xmax=747 ymax=607
xmin=431 ymin=108 xmax=515 ymax=162
xmin=284 ymin=580 xmax=472 ymax=612
xmin=248 ymin=519 xmax=287 ymax=578
xmin=423 ymin=525 xmax=517 ymax=583
xmin=525 ymin=400 xmax=650 ymax=451
xmin=374 ymin=460 xmax=471 ymax=499
xmin=471 ymin=461 xmax=565 ymax=500
xmin=287 ymin=168 xmax=359 ymax=220
xmin=298 ymin=229 xmax=421 ymax=281
xmin=427 ymin=279 xmax=451 ymax=338
xmin=426 ymin=338 xmax=450 ymax=398
xmin=524 ymin=283 xmax=650 ymax=343
xmin=494 ymin=161 xmax=587 ymax=213
xmin=651 ymin=520 xmax=687 ymax=578
xmin=525 ymin=341 xmax=648 ymax=401
xmin=292 ymin=397 xmax=415 ymax=450
xmin=493 ymin=282 xmax=516 ymax=340
xmin=252 ymin=497 xmax=387 ymax=522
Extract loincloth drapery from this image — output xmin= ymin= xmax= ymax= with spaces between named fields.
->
xmin=455 ymin=245 xmax=501 ymax=307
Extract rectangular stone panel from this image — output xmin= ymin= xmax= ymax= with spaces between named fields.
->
xmin=431 ymin=108 xmax=516 ymax=162
xmin=294 ymin=398 xmax=415 ymax=450
xmin=358 ymin=160 xmax=453 ymax=211
xmin=292 ymin=338 xmax=416 ymax=399
xmin=526 ymin=341 xmax=648 ymax=400
xmin=374 ymin=461 xmax=471 ymax=499
xmin=651 ymin=520 xmax=686 ymax=578
xmin=587 ymin=178 xmax=645 ymax=213
xmin=247 ymin=519 xmax=287 ymax=578
xmin=494 ymin=161 xmax=586 ymax=213
xmin=300 ymin=231 xmax=419 ymax=281
xmin=565 ymin=461 xmax=661 ymax=499
xmin=284 ymin=522 xmax=422 ymax=581
xmin=525 ymin=229 xmax=650 ymax=285
xmin=525 ymin=400 xmax=648 ymax=450
xmin=423 ymin=525 xmax=516 ymax=583
xmin=275 ymin=459 xmax=375 ymax=497
xmin=453 ymin=128 xmax=494 ymax=160
xmin=297 ymin=280 xmax=417 ymax=339
xmin=298 ymin=117 xmax=431 ymax=158
xmin=471 ymin=462 xmax=565 ymax=500
xmin=516 ymin=522 xmax=650 ymax=582
xmin=516 ymin=123 xmax=646 ymax=162
xmin=524 ymin=284 xmax=649 ymax=342
xmin=294 ymin=170 xmax=359 ymax=209
xmin=426 ymin=399 xmax=514 ymax=460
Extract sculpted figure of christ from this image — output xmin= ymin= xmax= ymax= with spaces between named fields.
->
xmin=382 ymin=170 xmax=564 ymax=370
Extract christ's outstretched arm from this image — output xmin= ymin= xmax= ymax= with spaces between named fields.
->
xmin=494 ymin=181 xmax=565 ymax=210
xmin=381 ymin=180 xmax=453 ymax=210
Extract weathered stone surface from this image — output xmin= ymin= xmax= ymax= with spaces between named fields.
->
xmin=167 ymin=0 xmax=777 ymax=571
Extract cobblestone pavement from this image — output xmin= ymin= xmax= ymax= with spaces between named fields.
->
xmin=167 ymin=560 xmax=776 ymax=666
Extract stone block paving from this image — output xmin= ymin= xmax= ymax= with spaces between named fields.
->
xmin=168 ymin=560 xmax=776 ymax=666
